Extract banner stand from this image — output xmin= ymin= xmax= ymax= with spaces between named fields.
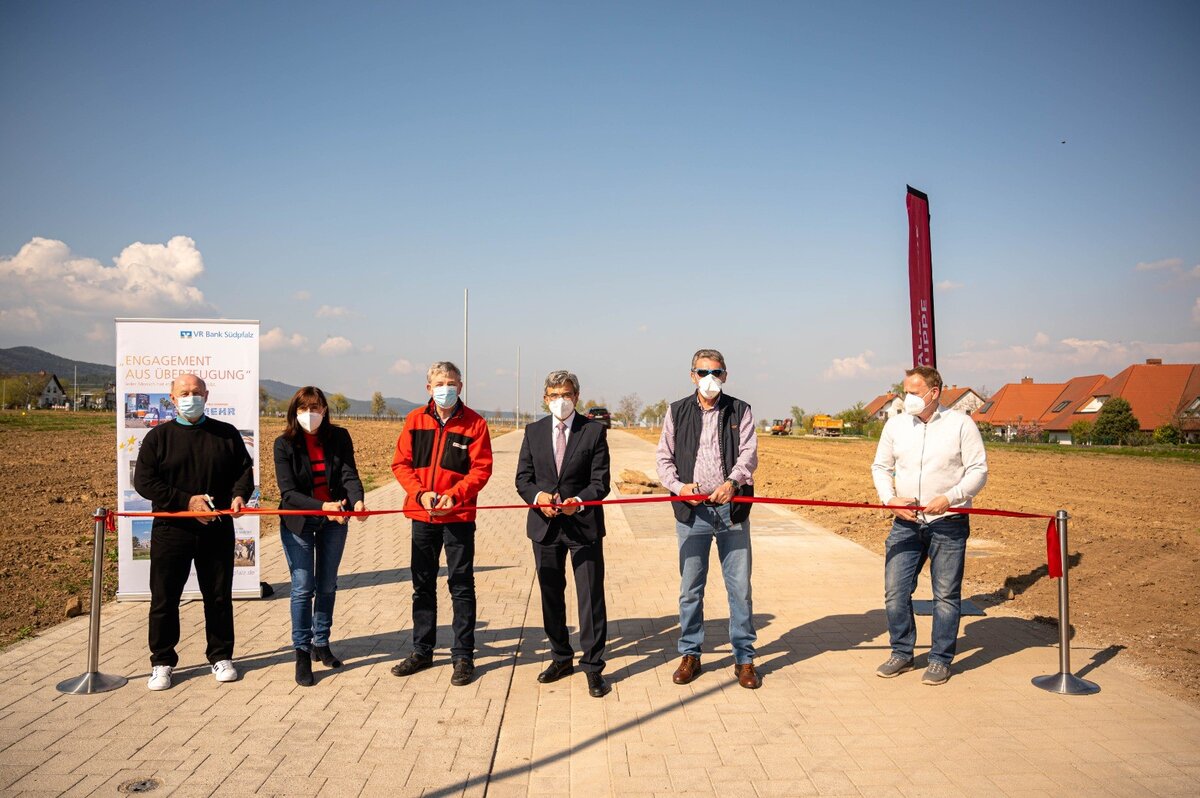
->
xmin=115 ymin=318 xmax=261 ymax=600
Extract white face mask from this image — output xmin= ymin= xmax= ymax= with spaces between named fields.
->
xmin=904 ymin=390 xmax=931 ymax=415
xmin=697 ymin=374 xmax=723 ymax=399
xmin=547 ymin=397 xmax=575 ymax=421
xmin=297 ymin=411 xmax=324 ymax=433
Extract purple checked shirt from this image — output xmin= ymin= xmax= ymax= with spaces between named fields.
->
xmin=656 ymin=395 xmax=758 ymax=495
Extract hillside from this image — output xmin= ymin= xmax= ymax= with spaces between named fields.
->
xmin=1 ymin=346 xmax=420 ymax=414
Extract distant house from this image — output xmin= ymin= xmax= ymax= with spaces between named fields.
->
xmin=864 ymin=392 xmax=901 ymax=421
xmin=972 ymin=377 xmax=1068 ymax=440
xmin=939 ymin=385 xmax=985 ymax=415
xmin=1045 ymin=360 xmax=1200 ymax=443
xmin=38 ymin=374 xmax=68 ymax=409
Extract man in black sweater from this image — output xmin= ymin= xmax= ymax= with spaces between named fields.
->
xmin=134 ymin=374 xmax=254 ymax=691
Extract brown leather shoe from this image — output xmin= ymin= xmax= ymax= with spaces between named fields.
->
xmin=672 ymin=655 xmax=701 ymax=685
xmin=734 ymin=662 xmax=761 ymax=689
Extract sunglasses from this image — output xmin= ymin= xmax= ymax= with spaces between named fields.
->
xmin=693 ymin=368 xmax=726 ymax=378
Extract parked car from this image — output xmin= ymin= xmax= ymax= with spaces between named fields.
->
xmin=587 ymin=406 xmax=612 ymax=428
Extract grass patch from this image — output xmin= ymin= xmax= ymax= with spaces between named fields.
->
xmin=992 ymin=442 xmax=1200 ymax=463
xmin=0 ymin=410 xmax=115 ymax=432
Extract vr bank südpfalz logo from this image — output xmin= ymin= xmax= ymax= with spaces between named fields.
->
xmin=179 ymin=330 xmax=193 ymax=338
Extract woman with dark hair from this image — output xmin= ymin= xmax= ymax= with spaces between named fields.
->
xmin=274 ymin=386 xmax=365 ymax=686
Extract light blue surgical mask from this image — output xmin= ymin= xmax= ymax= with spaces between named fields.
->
xmin=432 ymin=386 xmax=458 ymax=410
xmin=175 ymin=395 xmax=206 ymax=422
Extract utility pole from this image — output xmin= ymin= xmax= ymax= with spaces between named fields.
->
xmin=73 ymin=365 xmax=78 ymax=411
xmin=463 ymin=288 xmax=469 ymax=401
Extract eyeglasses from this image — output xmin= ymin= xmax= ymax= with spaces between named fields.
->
xmin=693 ymin=368 xmax=726 ymax=378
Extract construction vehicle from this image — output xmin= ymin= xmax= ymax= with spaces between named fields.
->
xmin=811 ymin=414 xmax=844 ymax=437
xmin=768 ymin=418 xmax=793 ymax=436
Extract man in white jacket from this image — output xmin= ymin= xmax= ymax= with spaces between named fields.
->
xmin=871 ymin=366 xmax=988 ymax=685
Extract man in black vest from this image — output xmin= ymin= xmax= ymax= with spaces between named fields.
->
xmin=656 ymin=349 xmax=761 ymax=689
xmin=515 ymin=370 xmax=612 ymax=698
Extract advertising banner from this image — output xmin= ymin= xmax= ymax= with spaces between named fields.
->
xmin=906 ymin=185 xmax=937 ymax=368
xmin=115 ymin=318 xmax=261 ymax=600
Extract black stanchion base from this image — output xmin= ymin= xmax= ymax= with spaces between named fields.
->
xmin=56 ymin=671 xmax=128 ymax=695
xmin=1032 ymin=672 xmax=1100 ymax=695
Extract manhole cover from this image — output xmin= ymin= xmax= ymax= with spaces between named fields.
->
xmin=118 ymin=777 xmax=162 ymax=794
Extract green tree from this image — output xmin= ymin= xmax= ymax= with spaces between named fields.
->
xmin=976 ymin=421 xmax=998 ymax=442
xmin=370 ymin=391 xmax=387 ymax=417
xmin=1069 ymin=419 xmax=1093 ymax=446
xmin=615 ymin=393 xmax=642 ymax=427
xmin=328 ymin=392 xmax=351 ymax=416
xmin=836 ymin=401 xmax=869 ymax=433
xmin=789 ymin=406 xmax=805 ymax=428
xmin=258 ymin=385 xmax=270 ymax=411
xmin=1153 ymin=423 xmax=1181 ymax=445
xmin=641 ymin=399 xmax=668 ymax=426
xmin=1091 ymin=397 xmax=1140 ymax=445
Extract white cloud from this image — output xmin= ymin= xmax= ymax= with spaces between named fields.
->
xmin=293 ymin=290 xmax=311 ymax=301
xmin=318 ymin=336 xmax=354 ymax=356
xmin=316 ymin=304 xmax=350 ymax=318
xmin=823 ymin=350 xmax=883 ymax=380
xmin=0 ymin=237 xmax=207 ymax=321
xmin=261 ymin=327 xmax=308 ymax=351
xmin=1192 ymin=265 xmax=1200 ymax=278
xmin=1193 ymin=297 xmax=1200 ymax=326
xmin=359 ymin=343 xmax=375 ymax=353
xmin=1033 ymin=331 xmax=1050 ymax=347
xmin=943 ymin=332 xmax=1200 ymax=376
xmin=0 ymin=306 xmax=43 ymax=332
xmin=391 ymin=358 xmax=416 ymax=375
xmin=935 ymin=280 xmax=965 ymax=292
xmin=1135 ymin=257 xmax=1182 ymax=272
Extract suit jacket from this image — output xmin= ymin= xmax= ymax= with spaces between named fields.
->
xmin=274 ymin=426 xmax=365 ymax=533
xmin=515 ymin=413 xmax=610 ymax=543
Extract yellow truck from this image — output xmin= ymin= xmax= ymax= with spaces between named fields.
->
xmin=811 ymin=414 xmax=844 ymax=437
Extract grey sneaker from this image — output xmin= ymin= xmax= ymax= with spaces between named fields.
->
xmin=876 ymin=655 xmax=914 ymax=678
xmin=922 ymin=661 xmax=950 ymax=685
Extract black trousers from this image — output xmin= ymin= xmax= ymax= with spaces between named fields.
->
xmin=410 ymin=520 xmax=477 ymax=659
xmin=533 ymin=526 xmax=607 ymax=673
xmin=148 ymin=521 xmax=235 ymax=667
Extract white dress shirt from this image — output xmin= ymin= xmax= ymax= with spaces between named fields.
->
xmin=871 ymin=406 xmax=988 ymax=522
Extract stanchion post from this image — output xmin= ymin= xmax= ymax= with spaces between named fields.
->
xmin=1032 ymin=509 xmax=1099 ymax=695
xmin=56 ymin=508 xmax=128 ymax=695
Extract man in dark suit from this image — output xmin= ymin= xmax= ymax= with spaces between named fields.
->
xmin=515 ymin=370 xmax=612 ymax=698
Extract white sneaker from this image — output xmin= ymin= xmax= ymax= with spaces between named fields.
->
xmin=212 ymin=659 xmax=239 ymax=683
xmin=147 ymin=665 xmax=173 ymax=691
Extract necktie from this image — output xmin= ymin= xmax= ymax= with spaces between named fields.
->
xmin=554 ymin=422 xmax=567 ymax=474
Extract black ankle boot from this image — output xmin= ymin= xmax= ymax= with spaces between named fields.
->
xmin=312 ymin=644 xmax=343 ymax=669
xmin=295 ymin=648 xmax=314 ymax=686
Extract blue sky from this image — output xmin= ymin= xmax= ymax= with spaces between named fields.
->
xmin=2 ymin=1 xmax=1198 ymax=418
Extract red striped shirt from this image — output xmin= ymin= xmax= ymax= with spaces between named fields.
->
xmin=303 ymin=433 xmax=331 ymax=501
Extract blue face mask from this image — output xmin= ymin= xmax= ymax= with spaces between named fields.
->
xmin=432 ymin=385 xmax=458 ymax=409
xmin=175 ymin=395 xmax=206 ymax=422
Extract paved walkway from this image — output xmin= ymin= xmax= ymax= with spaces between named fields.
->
xmin=2 ymin=430 xmax=1199 ymax=797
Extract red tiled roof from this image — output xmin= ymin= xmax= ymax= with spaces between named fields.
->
xmin=1041 ymin=374 xmax=1110 ymax=430
xmin=940 ymin=386 xmax=982 ymax=411
xmin=864 ymin=393 xmax=898 ymax=417
xmin=971 ymin=381 xmax=1065 ymax=426
xmin=1051 ymin=363 xmax=1200 ymax=432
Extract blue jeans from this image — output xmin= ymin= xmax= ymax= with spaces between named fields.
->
xmin=884 ymin=514 xmax=969 ymax=666
xmin=280 ymin=517 xmax=349 ymax=650
xmin=676 ymin=504 xmax=755 ymax=663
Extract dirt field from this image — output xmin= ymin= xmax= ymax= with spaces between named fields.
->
xmin=4 ymin=413 xmax=1198 ymax=704
xmin=622 ymin=427 xmax=1200 ymax=703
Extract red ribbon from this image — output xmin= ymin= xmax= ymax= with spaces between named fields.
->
xmin=109 ymin=493 xmax=1064 ymax=577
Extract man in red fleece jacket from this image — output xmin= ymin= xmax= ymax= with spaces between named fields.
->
xmin=390 ymin=361 xmax=493 ymax=686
